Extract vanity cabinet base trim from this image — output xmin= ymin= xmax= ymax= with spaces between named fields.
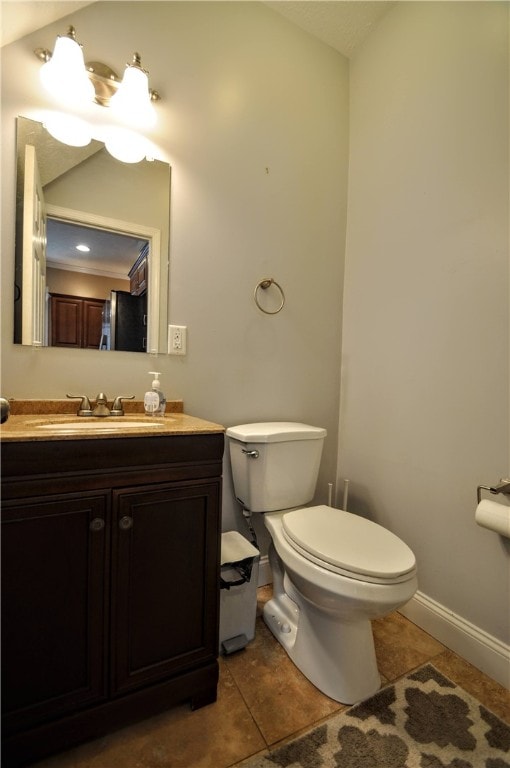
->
xmin=3 ymin=661 xmax=219 ymax=768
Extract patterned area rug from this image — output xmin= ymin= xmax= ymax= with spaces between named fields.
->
xmin=235 ymin=664 xmax=510 ymax=768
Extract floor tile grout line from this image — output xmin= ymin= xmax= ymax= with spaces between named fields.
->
xmin=221 ymin=654 xmax=270 ymax=758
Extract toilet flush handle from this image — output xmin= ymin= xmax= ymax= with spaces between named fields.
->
xmin=242 ymin=449 xmax=259 ymax=459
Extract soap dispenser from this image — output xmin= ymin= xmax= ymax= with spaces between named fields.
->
xmin=144 ymin=372 xmax=166 ymax=416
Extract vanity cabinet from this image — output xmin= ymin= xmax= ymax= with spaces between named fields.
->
xmin=1 ymin=432 xmax=223 ymax=767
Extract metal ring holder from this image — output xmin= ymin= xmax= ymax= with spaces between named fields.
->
xmin=254 ymin=278 xmax=285 ymax=315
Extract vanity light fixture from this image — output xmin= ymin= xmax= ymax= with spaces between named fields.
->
xmin=34 ymin=26 xmax=160 ymax=160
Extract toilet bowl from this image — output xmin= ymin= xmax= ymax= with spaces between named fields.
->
xmin=263 ymin=506 xmax=417 ymax=703
xmin=226 ymin=422 xmax=418 ymax=704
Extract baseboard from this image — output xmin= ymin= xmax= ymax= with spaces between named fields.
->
xmin=400 ymin=591 xmax=510 ymax=690
xmin=257 ymin=555 xmax=272 ymax=587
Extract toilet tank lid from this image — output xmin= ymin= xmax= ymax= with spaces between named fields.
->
xmin=226 ymin=422 xmax=327 ymax=443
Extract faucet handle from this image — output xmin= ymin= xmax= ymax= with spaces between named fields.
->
xmin=66 ymin=394 xmax=93 ymax=416
xmin=111 ymin=395 xmax=135 ymax=416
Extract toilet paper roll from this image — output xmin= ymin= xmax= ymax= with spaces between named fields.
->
xmin=475 ymin=498 xmax=510 ymax=538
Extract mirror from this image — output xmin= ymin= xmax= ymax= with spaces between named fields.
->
xmin=14 ymin=117 xmax=171 ymax=353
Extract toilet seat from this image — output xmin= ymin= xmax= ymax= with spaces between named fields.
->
xmin=282 ymin=505 xmax=417 ymax=584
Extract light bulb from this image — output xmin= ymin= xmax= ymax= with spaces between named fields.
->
xmin=40 ymin=30 xmax=95 ymax=106
xmin=109 ymin=54 xmax=156 ymax=129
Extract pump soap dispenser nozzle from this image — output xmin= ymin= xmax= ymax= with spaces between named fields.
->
xmin=149 ymin=371 xmax=161 ymax=387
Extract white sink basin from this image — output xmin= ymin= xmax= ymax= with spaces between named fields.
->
xmin=36 ymin=419 xmax=166 ymax=431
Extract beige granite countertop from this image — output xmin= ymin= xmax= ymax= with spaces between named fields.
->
xmin=1 ymin=400 xmax=224 ymax=442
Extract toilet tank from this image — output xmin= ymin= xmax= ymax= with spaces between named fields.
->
xmin=226 ymin=422 xmax=327 ymax=512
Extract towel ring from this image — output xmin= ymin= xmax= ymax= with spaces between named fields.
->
xmin=254 ymin=278 xmax=285 ymax=315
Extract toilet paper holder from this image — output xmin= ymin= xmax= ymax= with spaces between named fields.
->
xmin=477 ymin=479 xmax=510 ymax=504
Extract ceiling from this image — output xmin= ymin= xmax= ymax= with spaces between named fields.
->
xmin=46 ymin=218 xmax=146 ymax=279
xmin=265 ymin=1 xmax=394 ymax=58
xmin=1 ymin=1 xmax=393 ymax=58
xmin=0 ymin=1 xmax=94 ymax=47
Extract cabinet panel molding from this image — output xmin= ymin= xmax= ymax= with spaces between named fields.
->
xmin=2 ymin=493 xmax=110 ymax=734
xmin=111 ymin=481 xmax=221 ymax=695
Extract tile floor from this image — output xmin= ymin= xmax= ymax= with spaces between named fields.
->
xmin=31 ymin=586 xmax=510 ymax=768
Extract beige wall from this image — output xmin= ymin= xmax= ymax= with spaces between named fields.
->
xmin=46 ymin=268 xmax=128 ymax=298
xmin=339 ymin=1 xmax=509 ymax=653
xmin=3 ymin=0 xmax=508 ymax=679
xmin=1 ymin=2 xmax=349 ymax=536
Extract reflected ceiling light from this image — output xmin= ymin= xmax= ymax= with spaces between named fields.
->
xmin=43 ymin=113 xmax=92 ymax=147
xmin=76 ymin=244 xmax=90 ymax=252
xmin=104 ymin=127 xmax=149 ymax=164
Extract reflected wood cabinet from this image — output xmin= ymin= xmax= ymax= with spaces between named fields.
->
xmin=50 ymin=294 xmax=105 ymax=349
xmin=129 ymin=250 xmax=148 ymax=297
xmin=1 ymin=432 xmax=223 ymax=767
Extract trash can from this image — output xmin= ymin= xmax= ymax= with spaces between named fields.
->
xmin=219 ymin=531 xmax=259 ymax=655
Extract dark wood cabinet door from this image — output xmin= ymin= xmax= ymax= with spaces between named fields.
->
xmin=1 ymin=493 xmax=109 ymax=735
xmin=135 ymin=259 xmax=147 ymax=295
xmin=129 ymin=254 xmax=147 ymax=296
xmin=51 ymin=295 xmax=83 ymax=347
xmin=111 ymin=481 xmax=221 ymax=696
xmin=83 ymin=299 xmax=106 ymax=349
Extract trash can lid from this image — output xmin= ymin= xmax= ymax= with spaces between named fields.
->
xmin=221 ymin=531 xmax=259 ymax=565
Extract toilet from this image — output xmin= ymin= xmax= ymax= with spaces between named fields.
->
xmin=226 ymin=422 xmax=418 ymax=704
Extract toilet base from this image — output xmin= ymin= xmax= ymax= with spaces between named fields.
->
xmin=263 ymin=542 xmax=382 ymax=706
xmin=263 ymin=588 xmax=381 ymax=704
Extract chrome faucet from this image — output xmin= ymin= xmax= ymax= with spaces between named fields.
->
xmin=67 ymin=393 xmax=135 ymax=417
xmin=67 ymin=392 xmax=135 ymax=417
xmin=92 ymin=393 xmax=110 ymax=417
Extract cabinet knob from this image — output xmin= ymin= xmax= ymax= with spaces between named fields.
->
xmin=119 ymin=516 xmax=133 ymax=531
xmin=90 ymin=518 xmax=105 ymax=532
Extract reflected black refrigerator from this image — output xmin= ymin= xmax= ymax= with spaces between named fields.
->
xmin=110 ymin=290 xmax=147 ymax=352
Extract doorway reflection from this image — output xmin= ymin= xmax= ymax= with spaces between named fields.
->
xmin=46 ymin=218 xmax=149 ymax=351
